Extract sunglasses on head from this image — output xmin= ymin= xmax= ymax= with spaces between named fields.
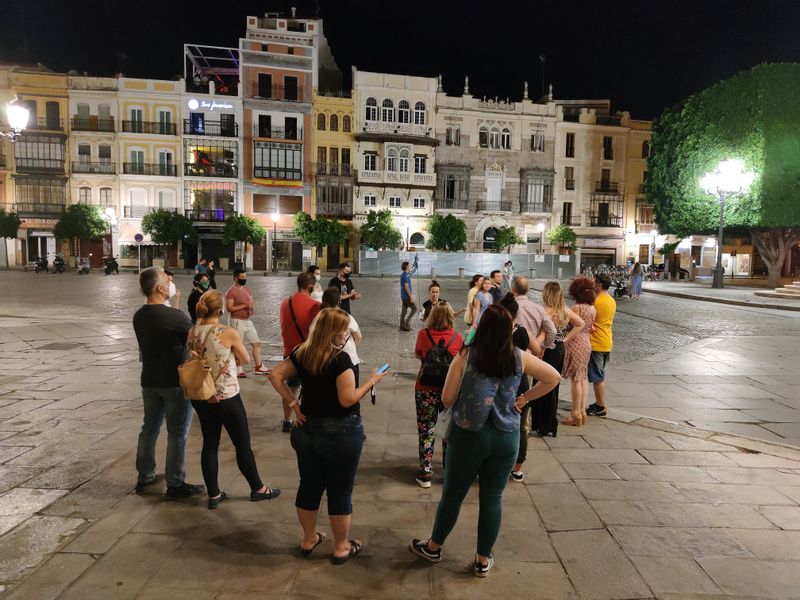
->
xmin=438 ymin=300 xmax=448 ymax=305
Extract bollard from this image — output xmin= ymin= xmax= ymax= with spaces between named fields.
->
xmin=458 ymin=267 xmax=464 ymax=279
xmin=530 ymin=268 xmax=537 ymax=281
xmin=431 ymin=268 xmax=436 ymax=279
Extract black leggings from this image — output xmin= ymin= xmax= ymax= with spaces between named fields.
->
xmin=191 ymin=394 xmax=264 ymax=497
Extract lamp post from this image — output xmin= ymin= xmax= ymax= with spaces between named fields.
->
xmin=537 ymin=222 xmax=545 ymax=254
xmin=700 ymin=159 xmax=755 ymax=289
xmin=270 ymin=209 xmax=279 ymax=272
xmin=404 ymin=217 xmax=410 ymax=250
xmin=2 ymin=97 xmax=29 ymax=141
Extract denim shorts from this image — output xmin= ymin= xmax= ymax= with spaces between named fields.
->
xmin=588 ymin=351 xmax=610 ymax=383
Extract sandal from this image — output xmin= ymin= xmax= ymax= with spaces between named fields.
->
xmin=299 ymin=532 xmax=327 ymax=557
xmin=561 ymin=415 xmax=582 ymax=426
xmin=331 ymin=540 xmax=363 ymax=565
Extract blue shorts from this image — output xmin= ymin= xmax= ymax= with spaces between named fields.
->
xmin=588 ymin=351 xmax=610 ymax=383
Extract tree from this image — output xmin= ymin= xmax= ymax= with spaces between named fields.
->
xmin=649 ymin=63 xmax=800 ymax=287
xmin=0 ymin=208 xmax=21 ymax=269
xmin=223 ymin=214 xmax=266 ymax=268
xmin=292 ymin=211 xmax=349 ymax=257
xmin=493 ymin=226 xmax=524 ymax=253
xmin=546 ymin=224 xmax=577 ymax=252
xmin=426 ymin=213 xmax=467 ymax=251
xmin=358 ymin=209 xmax=402 ymax=250
xmin=142 ymin=209 xmax=196 ymax=245
xmin=53 ymin=204 xmax=107 ymax=258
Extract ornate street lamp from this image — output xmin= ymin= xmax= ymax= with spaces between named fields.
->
xmin=270 ymin=209 xmax=279 ymax=272
xmin=700 ymin=159 xmax=755 ymax=289
xmin=2 ymin=97 xmax=29 ymax=141
xmin=536 ymin=222 xmax=546 ymax=254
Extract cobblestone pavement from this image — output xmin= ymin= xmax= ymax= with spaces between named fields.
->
xmin=1 ymin=270 xmax=800 ymax=598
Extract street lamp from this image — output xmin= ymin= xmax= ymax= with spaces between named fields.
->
xmin=536 ymin=222 xmax=545 ymax=254
xmin=2 ymin=97 xmax=29 ymax=141
xmin=404 ymin=217 xmax=410 ymax=250
xmin=700 ymin=159 xmax=755 ymax=289
xmin=270 ymin=209 xmax=279 ymax=272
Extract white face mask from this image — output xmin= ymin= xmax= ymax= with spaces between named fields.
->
xmin=315 ymin=274 xmax=321 ymax=282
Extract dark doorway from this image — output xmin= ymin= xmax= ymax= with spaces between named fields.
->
xmin=483 ymin=227 xmax=497 ymax=250
xmin=252 ymin=241 xmax=267 ymax=271
xmin=291 ymin=241 xmax=303 ymax=271
xmin=327 ymin=243 xmax=340 ymax=269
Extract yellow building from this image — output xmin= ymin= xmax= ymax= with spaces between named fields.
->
xmin=311 ymin=90 xmax=356 ymax=271
xmin=0 ymin=63 xmax=69 ymax=267
xmin=622 ymin=118 xmax=657 ymax=265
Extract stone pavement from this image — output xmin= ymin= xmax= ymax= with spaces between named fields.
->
xmin=1 ymin=272 xmax=800 ymax=599
xmin=641 ymin=281 xmax=800 ymax=311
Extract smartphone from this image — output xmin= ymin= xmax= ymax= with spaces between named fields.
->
xmin=377 ymin=362 xmax=390 ymax=374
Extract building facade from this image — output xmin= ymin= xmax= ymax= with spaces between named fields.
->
xmin=352 ymin=69 xmax=438 ymax=250
xmin=434 ymin=78 xmax=558 ymax=252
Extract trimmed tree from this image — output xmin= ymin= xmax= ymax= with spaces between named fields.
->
xmin=493 ymin=226 xmax=524 ymax=253
xmin=358 ymin=209 xmax=402 ymax=250
xmin=53 ymin=204 xmax=107 ymax=258
xmin=223 ymin=214 xmax=266 ymax=269
xmin=0 ymin=208 xmax=21 ymax=269
xmin=426 ymin=213 xmax=467 ymax=251
xmin=142 ymin=209 xmax=196 ymax=245
xmin=648 ymin=63 xmax=800 ymax=287
xmin=292 ymin=211 xmax=349 ymax=259
xmin=546 ymin=224 xmax=577 ymax=253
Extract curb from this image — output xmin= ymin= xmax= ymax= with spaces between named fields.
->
xmin=642 ymin=286 xmax=800 ymax=312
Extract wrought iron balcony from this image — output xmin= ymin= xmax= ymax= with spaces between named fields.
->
xmin=476 ymin=201 xmax=512 ymax=212
xmin=520 ymin=202 xmax=552 ymax=214
xmin=123 ymin=205 xmax=154 ymax=218
xmin=565 ymin=179 xmax=575 ymax=190
xmin=561 ymin=215 xmax=582 ymax=226
xmin=316 ymin=201 xmax=353 ymax=218
xmin=72 ymin=161 xmax=116 ymax=174
xmin=14 ymin=203 xmax=66 ymax=218
xmin=253 ymin=125 xmax=303 ymax=141
xmin=26 ymin=117 xmax=64 ymax=132
xmin=254 ymin=84 xmax=304 ymax=103
xmin=315 ymin=163 xmax=353 ymax=176
xmin=183 ymin=119 xmax=238 ymax=137
xmin=434 ymin=199 xmax=468 ymax=211
xmin=71 ymin=117 xmax=115 ymax=132
xmin=253 ymin=166 xmax=302 ymax=180
xmin=186 ymin=208 xmax=236 ymax=222
xmin=184 ymin=163 xmax=238 ymax=178
xmin=589 ymin=214 xmax=623 ymax=227
xmin=121 ymin=121 xmax=177 ymax=135
xmin=594 ymin=181 xmax=620 ymax=193
xmin=123 ymin=163 xmax=177 ymax=176
xmin=14 ymin=158 xmax=65 ymax=172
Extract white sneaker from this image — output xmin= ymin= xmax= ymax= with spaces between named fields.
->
xmin=415 ymin=476 xmax=432 ymax=489
xmin=511 ymin=471 xmax=524 ymax=483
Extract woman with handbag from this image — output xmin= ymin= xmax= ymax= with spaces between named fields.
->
xmin=413 ymin=301 xmax=463 ymax=489
xmin=268 ymin=308 xmax=388 ymax=564
xmin=188 ymin=290 xmax=281 ymax=509
xmin=410 ymin=304 xmax=560 ymax=577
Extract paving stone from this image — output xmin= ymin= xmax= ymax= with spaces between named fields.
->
xmin=609 ymin=525 xmax=753 ymax=558
xmin=638 ymin=449 xmax=737 ymax=466
xmin=519 ymin=451 xmax=571 ymax=483
xmin=561 ymin=462 xmax=620 ymax=480
xmin=757 ymin=505 xmax=800 ymax=530
xmin=527 ymin=483 xmax=602 ymax=532
xmin=3 ymin=552 xmax=95 ymax=600
xmin=588 ymin=500 xmax=661 ymax=526
xmin=611 ymin=463 xmax=717 ymax=483
xmin=697 ymin=557 xmax=800 ymax=598
xmin=575 ymin=479 xmax=689 ymax=502
xmin=721 ymin=452 xmax=800 ymax=468
xmin=705 ymin=466 xmax=800 ymax=486
xmin=581 ymin=433 xmax=672 ymax=450
xmin=0 ymin=488 xmax=68 ymax=516
xmin=550 ymin=448 xmax=647 ymax=465
xmin=0 ymin=516 xmax=85 ymax=582
xmin=629 ymin=556 xmax=722 ymax=596
xmin=644 ymin=501 xmax=775 ymax=529
xmin=0 ymin=514 xmax=29 ymax=536
xmin=21 ymin=450 xmax=123 ymax=490
xmin=432 ymin=562 xmax=575 ymax=599
xmin=676 ymin=482 xmax=797 ymax=505
xmin=775 ymin=485 xmax=800 ymax=503
xmin=728 ymin=528 xmax=800 ymax=561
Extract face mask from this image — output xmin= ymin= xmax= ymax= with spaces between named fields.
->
xmin=344 ymin=272 xmax=351 ymax=279
xmin=314 ymin=274 xmax=321 ymax=282
xmin=238 ymin=279 xmax=247 ymax=286
xmin=199 ymin=281 xmax=209 ymax=290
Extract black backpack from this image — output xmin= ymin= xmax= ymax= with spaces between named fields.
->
xmin=419 ymin=329 xmax=459 ymax=388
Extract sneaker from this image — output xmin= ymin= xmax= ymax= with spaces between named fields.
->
xmin=586 ymin=403 xmax=607 ymax=417
xmin=165 ymin=482 xmax=205 ymax=499
xmin=253 ymin=365 xmax=270 ymax=376
xmin=208 ymin=490 xmax=227 ymax=510
xmin=135 ymin=474 xmax=164 ymax=494
xmin=410 ymin=538 xmax=442 ymax=563
xmin=282 ymin=420 xmax=293 ymax=433
xmin=415 ymin=474 xmax=432 ymax=489
xmin=510 ymin=471 xmax=524 ymax=483
xmin=251 ymin=487 xmax=281 ymax=501
xmin=474 ymin=555 xmax=494 ymax=578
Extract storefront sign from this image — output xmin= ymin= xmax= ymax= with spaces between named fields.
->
xmin=187 ymin=98 xmax=234 ymax=112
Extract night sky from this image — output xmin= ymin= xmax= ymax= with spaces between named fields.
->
xmin=1 ymin=0 xmax=799 ymax=119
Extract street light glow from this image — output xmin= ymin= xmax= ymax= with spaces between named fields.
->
xmin=270 ymin=210 xmax=280 ymax=223
xmin=700 ymin=159 xmax=755 ymax=196
xmin=536 ymin=222 xmax=545 ymax=233
xmin=6 ymin=102 xmax=29 ymax=132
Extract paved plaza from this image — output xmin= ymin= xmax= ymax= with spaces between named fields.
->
xmin=1 ymin=271 xmax=800 ymax=599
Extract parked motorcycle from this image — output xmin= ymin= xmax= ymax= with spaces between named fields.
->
xmin=77 ymin=257 xmax=91 ymax=275
xmin=34 ymin=256 xmax=48 ymax=273
xmin=103 ymin=255 xmax=119 ymax=275
xmin=52 ymin=255 xmax=66 ymax=274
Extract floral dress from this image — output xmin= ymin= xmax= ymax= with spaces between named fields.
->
xmin=561 ymin=303 xmax=595 ymax=381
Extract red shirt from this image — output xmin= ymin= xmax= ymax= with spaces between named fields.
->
xmin=225 ymin=285 xmax=252 ymax=320
xmin=414 ymin=327 xmax=463 ymax=391
xmin=279 ymin=293 xmax=321 ymax=357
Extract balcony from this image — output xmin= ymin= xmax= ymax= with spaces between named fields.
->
xmin=413 ymin=172 xmax=436 ymax=186
xmin=315 ymin=163 xmax=353 ymax=176
xmin=316 ymin=202 xmax=353 ymax=218
xmin=14 ymin=203 xmax=66 ymax=218
xmin=184 ymin=163 xmax=238 ymax=178
xmin=520 ymin=202 xmax=552 ymax=214
xmin=71 ymin=117 xmax=115 ymax=132
xmin=589 ymin=214 xmax=623 ymax=227
xmin=565 ymin=179 xmax=575 ymax=190
xmin=123 ymin=205 xmax=154 ymax=219
xmin=434 ymin=199 xmax=468 ymax=211
xmin=121 ymin=121 xmax=177 ymax=135
xmin=477 ymin=201 xmax=512 ymax=213
xmin=123 ymin=163 xmax=177 ymax=176
xmin=253 ymin=125 xmax=303 ymax=141
xmin=561 ymin=215 xmax=582 ymax=226
xmin=595 ymin=181 xmax=620 ymax=193
xmin=184 ymin=81 xmax=238 ymax=96
xmin=254 ymin=84 xmax=304 ymax=103
xmin=71 ymin=161 xmax=116 ymax=175
xmin=14 ymin=158 xmax=65 ymax=172
xmin=27 ymin=118 xmax=64 ymax=132
xmin=253 ymin=166 xmax=302 ymax=180
xmin=358 ymin=169 xmax=383 ymax=183
xmin=186 ymin=208 xmax=235 ymax=222
xmin=183 ymin=119 xmax=238 ymax=137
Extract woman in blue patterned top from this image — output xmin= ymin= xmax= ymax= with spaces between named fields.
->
xmin=410 ymin=304 xmax=560 ymax=577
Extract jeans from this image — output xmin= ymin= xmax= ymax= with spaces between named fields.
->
xmin=290 ymin=415 xmax=364 ymax=515
xmin=191 ymin=394 xmax=263 ymax=498
xmin=431 ymin=420 xmax=518 ymax=557
xmin=136 ymin=387 xmax=193 ymax=487
xmin=400 ymin=299 xmax=417 ymax=329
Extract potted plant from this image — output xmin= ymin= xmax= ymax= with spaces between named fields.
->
xmin=546 ymin=224 xmax=577 ymax=254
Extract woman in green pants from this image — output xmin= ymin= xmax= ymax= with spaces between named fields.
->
xmin=410 ymin=304 xmax=560 ymax=577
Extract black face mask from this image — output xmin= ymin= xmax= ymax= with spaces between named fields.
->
xmin=237 ymin=279 xmax=247 ymax=286
xmin=344 ymin=272 xmax=351 ymax=279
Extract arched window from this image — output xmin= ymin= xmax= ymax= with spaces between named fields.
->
xmin=399 ymin=148 xmax=410 ymax=172
xmin=410 ymin=232 xmax=425 ymax=246
xmin=365 ymin=97 xmax=377 ymax=121
xmin=387 ymin=148 xmax=398 ymax=171
xmin=342 ymin=115 xmax=351 ymax=132
xmin=414 ymin=101 xmax=426 ymax=125
xmin=398 ymin=100 xmax=410 ymax=124
xmin=490 ymin=128 xmax=500 ymax=149
xmin=483 ymin=227 xmax=498 ymax=250
xmin=479 ymin=126 xmax=489 ymax=148
xmin=317 ymin=113 xmax=326 ymax=130
xmin=501 ymin=128 xmax=511 ymax=149
xmin=79 ymin=186 xmax=92 ymax=204
xmin=381 ymin=99 xmax=394 ymax=122
xmin=99 ymin=187 xmax=112 ymax=206
xmin=329 ymin=114 xmax=339 ymax=131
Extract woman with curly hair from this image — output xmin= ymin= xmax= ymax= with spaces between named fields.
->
xmin=561 ymin=276 xmax=596 ymax=426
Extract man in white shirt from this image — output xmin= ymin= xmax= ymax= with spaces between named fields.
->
xmin=164 ymin=270 xmax=180 ymax=309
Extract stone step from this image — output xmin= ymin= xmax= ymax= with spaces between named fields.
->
xmin=785 ymin=284 xmax=800 ymax=290
xmin=772 ymin=289 xmax=800 ymax=297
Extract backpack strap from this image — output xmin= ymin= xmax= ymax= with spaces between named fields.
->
xmin=443 ymin=332 xmax=458 ymax=353
xmin=424 ymin=327 xmax=436 ymax=347
xmin=288 ymin=295 xmax=306 ymax=342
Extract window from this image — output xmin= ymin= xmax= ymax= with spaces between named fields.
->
xmin=363 ymin=152 xmax=377 ymax=171
xmin=642 ymin=140 xmax=650 ymax=159
xmin=78 ymin=143 xmax=91 ymax=161
xmin=258 ymin=115 xmax=272 ymax=137
xmin=562 ymin=201 xmax=573 ymax=224
xmin=364 ymin=194 xmax=376 ymax=207
xmin=283 ymin=76 xmax=298 ymax=101
xmin=398 ymin=100 xmax=410 ymax=123
xmin=184 ymin=138 xmax=238 ymax=177
xmin=490 ymin=128 xmax=500 ymax=149
xmin=186 ymin=182 xmax=237 ymax=219
xmin=329 ymin=114 xmax=338 ymax=131
xmin=524 ymin=179 xmax=551 ymax=211
xmin=603 ymin=136 xmax=614 ymax=160
xmin=284 ymin=116 xmax=298 ymax=140
xmin=399 ymin=149 xmax=409 ymax=172
xmin=414 ymin=101 xmax=426 ymax=125
xmin=342 ymin=115 xmax=351 ymax=132
xmin=99 ymin=187 xmax=112 ymax=206
xmin=445 ymin=126 xmax=461 ymax=146
xmin=601 ymin=168 xmax=611 ymax=187
xmin=479 ymin=126 xmax=489 ymax=148
xmin=258 ymin=73 xmax=272 ymax=98
xmin=79 ymin=186 xmax=91 ymax=203
xmin=253 ymin=141 xmax=303 ymax=180
xmin=413 ymin=197 xmax=425 ymax=208
xmin=564 ymin=166 xmax=575 ymax=190
xmin=317 ymin=147 xmax=327 ymax=167
xmin=77 ymin=103 xmax=90 ymax=119
xmin=158 ymin=110 xmax=172 ymax=134
xmin=317 ymin=113 xmax=326 ymax=130
xmin=414 ymin=155 xmax=426 ymax=174
xmin=329 ymin=147 xmax=339 ymax=166
xmin=638 ymin=203 xmax=654 ymax=224
xmin=129 ymin=149 xmax=144 ymax=165
xmin=98 ymin=104 xmax=111 ymax=121
xmin=14 ymin=177 xmax=66 ymax=206
xmin=98 ymin=144 xmax=111 ymax=161
xmin=501 ymin=128 xmax=511 ymax=149
xmin=387 ymin=148 xmax=397 ymax=171
xmin=381 ymin=99 xmax=394 ymax=122
xmin=341 ymin=148 xmax=351 ymax=168
xmin=445 ymin=176 xmax=456 ymax=199
xmin=287 ymin=47 xmax=294 ymax=55
xmin=365 ymin=98 xmax=377 ymax=121
xmin=14 ymin=135 xmax=66 ymax=170
xmin=530 ymin=130 xmax=545 ymax=152
xmin=158 ymin=189 xmax=176 ymax=209
xmin=261 ymin=44 xmax=269 ymax=52
xmin=389 ymin=196 xmax=401 ymax=208
xmin=565 ymin=132 xmax=575 ymax=158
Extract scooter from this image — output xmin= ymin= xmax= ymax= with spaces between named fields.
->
xmin=52 ymin=255 xmax=66 ymax=274
xmin=34 ymin=256 xmax=48 ymax=273
xmin=103 ymin=255 xmax=119 ymax=275
xmin=77 ymin=257 xmax=91 ymax=275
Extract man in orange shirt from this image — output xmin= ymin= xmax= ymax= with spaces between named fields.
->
xmin=587 ymin=273 xmax=616 ymax=417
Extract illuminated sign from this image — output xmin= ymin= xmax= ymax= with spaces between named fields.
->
xmin=187 ymin=99 xmax=234 ymax=112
